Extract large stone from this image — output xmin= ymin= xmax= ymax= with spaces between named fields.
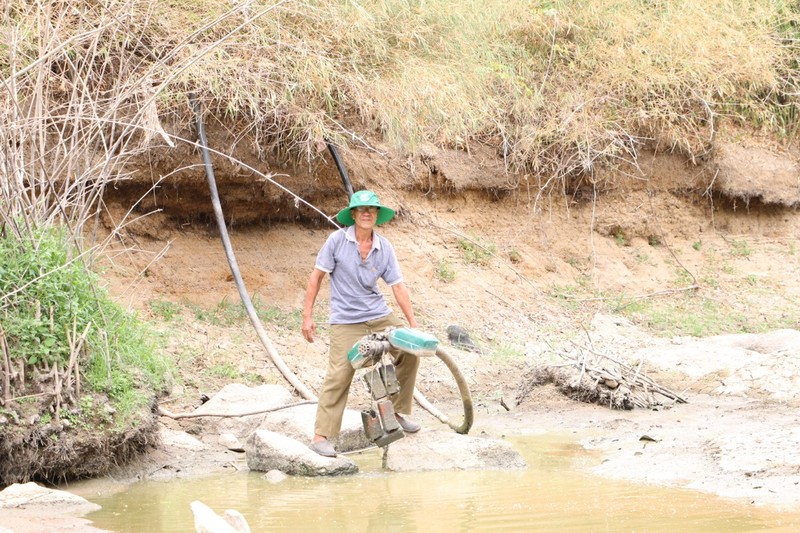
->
xmin=245 ymin=430 xmax=358 ymax=477
xmin=193 ymin=384 xmax=294 ymax=438
xmin=190 ymin=500 xmax=251 ymax=533
xmin=160 ymin=426 xmax=207 ymax=451
xmin=382 ymin=430 xmax=526 ymax=472
xmin=258 ymin=404 xmax=370 ymax=452
xmin=0 ymin=482 xmax=100 ymax=514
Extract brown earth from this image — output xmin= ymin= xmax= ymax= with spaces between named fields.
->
xmin=7 ymin=131 xmax=800 ymax=531
xmin=101 ymin=129 xmax=800 ymax=484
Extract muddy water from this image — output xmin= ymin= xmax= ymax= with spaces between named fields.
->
xmin=78 ymin=435 xmax=799 ymax=532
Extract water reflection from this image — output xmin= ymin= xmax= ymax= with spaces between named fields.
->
xmin=78 ymin=435 xmax=799 ymax=532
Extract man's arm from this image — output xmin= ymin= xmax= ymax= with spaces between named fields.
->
xmin=391 ymin=281 xmax=418 ymax=329
xmin=302 ymin=268 xmax=326 ymax=342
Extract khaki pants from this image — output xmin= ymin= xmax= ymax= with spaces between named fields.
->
xmin=314 ymin=313 xmax=420 ymax=438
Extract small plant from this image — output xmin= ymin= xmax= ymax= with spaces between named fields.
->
xmin=603 ymin=291 xmax=634 ymax=314
xmin=252 ymin=298 xmax=303 ymax=329
xmin=648 ymin=235 xmax=661 ymax=247
xmin=692 ymin=241 xmax=702 ymax=251
xmin=206 ymin=362 xmax=240 ymax=379
xmin=191 ymin=298 xmax=246 ymax=327
xmin=149 ymin=300 xmax=182 ymax=321
xmin=614 ymin=231 xmax=626 ymax=247
xmin=730 ymin=239 xmax=753 ymax=257
xmin=489 ymin=342 xmax=524 ymax=362
xmin=243 ymin=372 xmax=264 ymax=384
xmin=457 ymin=236 xmax=495 ymax=266
xmin=674 ymin=268 xmax=694 ymax=286
xmin=435 ymin=259 xmax=456 ymax=282
xmin=508 ymin=249 xmax=522 ymax=264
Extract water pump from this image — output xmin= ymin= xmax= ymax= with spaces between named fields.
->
xmin=348 ymin=327 xmax=438 ymax=446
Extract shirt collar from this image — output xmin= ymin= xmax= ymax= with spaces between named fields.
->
xmin=344 ymin=225 xmax=382 ymax=249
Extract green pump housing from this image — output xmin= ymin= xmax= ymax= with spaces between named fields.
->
xmin=386 ymin=327 xmax=438 ymax=357
xmin=347 ymin=327 xmax=439 ymax=369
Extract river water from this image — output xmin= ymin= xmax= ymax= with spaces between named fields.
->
xmin=76 ymin=435 xmax=799 ymax=532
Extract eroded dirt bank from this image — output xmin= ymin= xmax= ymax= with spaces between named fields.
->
xmin=97 ymin=138 xmax=800 ymax=503
xmin=7 ymin=139 xmax=800 ymax=530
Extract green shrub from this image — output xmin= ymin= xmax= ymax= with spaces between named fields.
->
xmin=0 ymin=227 xmax=171 ymax=420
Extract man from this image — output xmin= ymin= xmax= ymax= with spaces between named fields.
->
xmin=302 ymin=190 xmax=421 ymax=457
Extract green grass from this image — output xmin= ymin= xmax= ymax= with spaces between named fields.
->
xmin=435 ymin=259 xmax=456 ymax=282
xmin=457 ymin=236 xmax=496 ymax=266
xmin=149 ymin=300 xmax=183 ymax=322
xmin=730 ymin=239 xmax=753 ymax=257
xmin=188 ymin=296 xmax=301 ymax=329
xmin=0 ymin=227 xmax=172 ymax=425
xmin=205 ymin=362 xmax=240 ymax=380
xmin=621 ymin=296 xmax=747 ymax=337
xmin=487 ymin=342 xmax=525 ymax=363
xmin=618 ymin=290 xmax=800 ymax=338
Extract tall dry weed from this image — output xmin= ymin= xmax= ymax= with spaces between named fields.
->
xmin=1 ymin=0 xmax=798 ymax=222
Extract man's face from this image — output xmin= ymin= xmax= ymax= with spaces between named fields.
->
xmin=352 ymin=206 xmax=379 ymax=229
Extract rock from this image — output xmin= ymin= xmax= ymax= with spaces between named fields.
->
xmin=709 ymin=329 xmax=800 ymax=355
xmin=245 ymin=430 xmax=358 ymax=477
xmin=263 ymin=470 xmax=288 ymax=483
xmin=160 ymin=426 xmax=207 ymax=452
xmin=190 ymin=500 xmax=251 ymax=533
xmin=0 ymin=482 xmax=100 ymax=515
xmin=219 ymin=433 xmax=245 ymax=452
xmin=258 ymin=404 xmax=370 ymax=453
xmin=382 ymin=430 xmax=526 ymax=472
xmin=193 ymin=383 xmax=294 ymax=438
xmin=446 ymin=324 xmax=480 ymax=352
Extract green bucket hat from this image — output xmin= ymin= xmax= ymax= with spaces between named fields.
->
xmin=336 ymin=190 xmax=395 ymax=226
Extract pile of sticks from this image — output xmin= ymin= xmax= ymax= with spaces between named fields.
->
xmin=516 ymin=339 xmax=687 ymax=410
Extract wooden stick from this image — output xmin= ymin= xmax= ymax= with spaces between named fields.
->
xmin=8 ymin=392 xmax=47 ymax=402
xmin=53 ymin=363 xmax=61 ymax=424
xmin=64 ymin=321 xmax=91 ymax=401
xmin=559 ymin=343 xmax=688 ymax=404
xmin=1 ymin=327 xmax=10 ymax=404
xmin=570 ymin=341 xmax=688 ymax=403
xmin=157 ymin=399 xmax=318 ymax=420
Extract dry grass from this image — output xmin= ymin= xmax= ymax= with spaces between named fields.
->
xmin=1 ymin=0 xmax=798 ymax=231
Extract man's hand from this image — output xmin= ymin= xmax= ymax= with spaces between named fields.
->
xmin=302 ymin=316 xmax=316 ymax=343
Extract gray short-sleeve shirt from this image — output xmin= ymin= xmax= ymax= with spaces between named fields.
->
xmin=315 ymin=226 xmax=403 ymax=324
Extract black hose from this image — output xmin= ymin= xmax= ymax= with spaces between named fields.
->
xmin=326 ymin=140 xmax=354 ymax=199
xmin=435 ymin=347 xmax=474 ymax=434
xmin=412 ymin=348 xmax=474 ymax=434
xmin=189 ymin=93 xmax=316 ymax=401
